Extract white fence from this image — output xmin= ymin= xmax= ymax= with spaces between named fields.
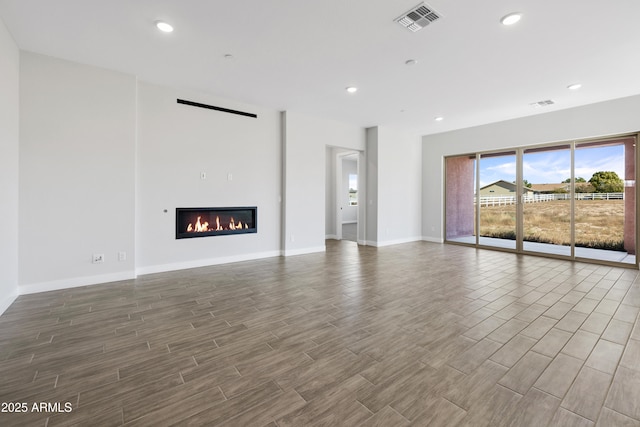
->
xmin=476 ymin=193 xmax=624 ymax=207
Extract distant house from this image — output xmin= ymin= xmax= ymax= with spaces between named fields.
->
xmin=479 ymin=180 xmax=534 ymax=196
xmin=529 ymin=183 xmax=570 ymax=194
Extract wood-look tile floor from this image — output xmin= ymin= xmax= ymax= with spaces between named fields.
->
xmin=1 ymin=240 xmax=640 ymax=426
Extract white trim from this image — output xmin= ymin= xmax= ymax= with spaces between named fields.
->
xmin=368 ymin=236 xmax=423 ymax=247
xmin=422 ymin=236 xmax=444 ymax=243
xmin=341 ymin=220 xmax=357 ymax=224
xmin=19 ymin=271 xmax=136 ymax=295
xmin=136 ymin=250 xmax=281 ymax=276
xmin=0 ymin=291 xmax=18 ymax=316
xmin=283 ymin=246 xmax=326 ymax=257
xmin=325 ymin=234 xmax=339 ymax=240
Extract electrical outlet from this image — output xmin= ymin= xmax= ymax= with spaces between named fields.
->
xmin=92 ymin=254 xmax=105 ymax=264
xmin=118 ymin=251 xmax=126 ymax=262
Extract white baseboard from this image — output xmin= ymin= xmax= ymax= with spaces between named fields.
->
xmin=341 ymin=220 xmax=357 ymax=224
xmin=283 ymin=246 xmax=326 ymax=257
xmin=136 ymin=250 xmax=282 ymax=276
xmin=366 ymin=236 xmax=423 ymax=247
xmin=422 ymin=236 xmax=444 ymax=243
xmin=325 ymin=234 xmax=338 ymax=240
xmin=0 ymin=290 xmax=18 ymax=316
xmin=19 ymin=271 xmax=137 ymax=295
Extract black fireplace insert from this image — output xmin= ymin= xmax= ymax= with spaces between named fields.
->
xmin=176 ymin=207 xmax=257 ymax=239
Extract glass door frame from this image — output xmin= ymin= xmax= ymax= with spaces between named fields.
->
xmin=444 ymin=132 xmax=639 ymax=269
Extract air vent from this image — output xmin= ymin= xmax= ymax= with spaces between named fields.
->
xmin=530 ymin=100 xmax=555 ymax=108
xmin=395 ymin=2 xmax=442 ymax=32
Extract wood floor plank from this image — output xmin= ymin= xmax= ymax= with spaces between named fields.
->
xmin=604 ymin=365 xmax=640 ymax=421
xmin=534 ymin=352 xmax=584 ymax=399
xmin=562 ymin=366 xmax=613 ymax=421
xmin=357 ymin=405 xmax=411 ymax=427
xmin=498 ymin=351 xmax=552 ymax=395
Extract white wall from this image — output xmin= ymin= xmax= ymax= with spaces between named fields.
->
xmin=19 ymin=53 xmax=137 ymax=294
xmin=422 ymin=95 xmax=640 ymax=242
xmin=325 ymin=146 xmax=336 ymax=238
xmin=367 ymin=126 xmax=422 ymax=246
xmin=136 ymin=83 xmax=282 ymax=274
xmin=282 ymin=111 xmax=365 ymax=255
xmin=0 ymin=18 xmax=19 ymax=314
xmin=365 ymin=128 xmax=379 ymax=244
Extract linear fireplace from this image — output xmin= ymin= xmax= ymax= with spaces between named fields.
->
xmin=176 ymin=207 xmax=257 ymax=239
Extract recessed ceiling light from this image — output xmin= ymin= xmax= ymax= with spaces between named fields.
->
xmin=434 ymin=116 xmax=444 ymax=122
xmin=405 ymin=59 xmax=418 ymax=66
xmin=500 ymin=13 xmax=522 ymax=26
xmin=567 ymin=83 xmax=582 ymax=90
xmin=224 ymin=54 xmax=234 ymax=60
xmin=155 ymin=21 xmax=174 ymax=33
xmin=346 ymin=87 xmax=358 ymax=93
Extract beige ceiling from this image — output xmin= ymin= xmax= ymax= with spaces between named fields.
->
xmin=1 ymin=0 xmax=640 ymax=136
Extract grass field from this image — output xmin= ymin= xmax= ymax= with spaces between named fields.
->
xmin=478 ymin=199 xmax=626 ymax=251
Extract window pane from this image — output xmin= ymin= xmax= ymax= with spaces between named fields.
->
xmin=445 ymin=155 xmax=476 ymax=243
xmin=522 ymin=145 xmax=571 ymax=257
xmin=575 ymin=138 xmax=635 ymax=264
xmin=348 ymin=174 xmax=358 ymax=206
xmin=478 ymin=151 xmax=517 ymax=250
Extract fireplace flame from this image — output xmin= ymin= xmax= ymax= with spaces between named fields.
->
xmin=187 ymin=215 xmax=250 ymax=233
xmin=193 ymin=216 xmax=210 ymax=232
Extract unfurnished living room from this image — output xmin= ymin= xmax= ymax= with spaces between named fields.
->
xmin=1 ymin=1 xmax=640 ymax=426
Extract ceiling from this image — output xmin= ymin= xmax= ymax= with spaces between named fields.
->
xmin=2 ymin=0 xmax=640 ymax=136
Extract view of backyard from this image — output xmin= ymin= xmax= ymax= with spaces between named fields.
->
xmin=446 ymin=138 xmax=635 ymax=264
xmin=478 ymin=199 xmax=625 ymax=250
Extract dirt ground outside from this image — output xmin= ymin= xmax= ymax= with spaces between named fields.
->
xmin=478 ymin=199 xmax=625 ymax=250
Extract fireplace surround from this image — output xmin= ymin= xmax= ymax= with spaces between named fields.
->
xmin=176 ymin=207 xmax=257 ymax=239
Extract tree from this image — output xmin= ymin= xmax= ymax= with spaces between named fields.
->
xmin=562 ymin=177 xmax=586 ymax=183
xmin=575 ymin=182 xmax=595 ymax=193
xmin=589 ymin=171 xmax=623 ymax=193
xmin=514 ymin=180 xmax=532 ymax=188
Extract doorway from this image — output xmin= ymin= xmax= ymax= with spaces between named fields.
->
xmin=339 ymin=152 xmax=359 ymax=242
xmin=334 ymin=150 xmax=361 ymax=243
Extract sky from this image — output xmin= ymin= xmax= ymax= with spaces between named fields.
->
xmin=478 ymin=145 xmax=625 ymax=187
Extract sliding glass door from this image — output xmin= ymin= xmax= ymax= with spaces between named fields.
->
xmin=478 ymin=151 xmax=517 ymax=250
xmin=574 ymin=137 xmax=635 ymax=264
xmin=522 ymin=145 xmax=571 ymax=257
xmin=444 ymin=134 xmax=638 ymax=267
xmin=445 ymin=155 xmax=476 ymax=244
